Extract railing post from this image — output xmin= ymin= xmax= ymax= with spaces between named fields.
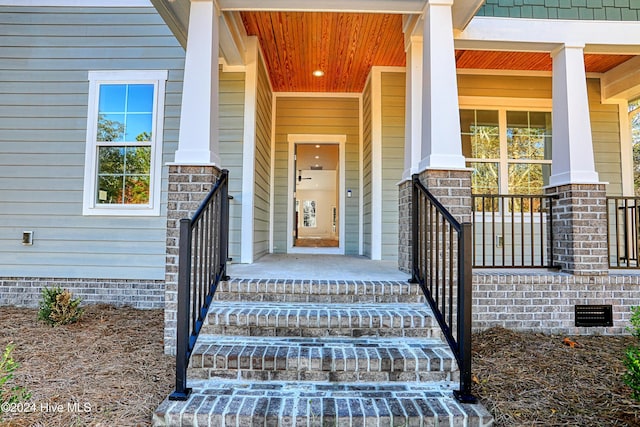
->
xmin=454 ymin=222 xmax=476 ymax=404
xmin=169 ymin=218 xmax=193 ymax=401
xmin=220 ymin=169 xmax=230 ymax=281
xmin=410 ymin=174 xmax=419 ymax=284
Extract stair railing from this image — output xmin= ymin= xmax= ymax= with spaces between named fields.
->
xmin=169 ymin=169 xmax=230 ymax=401
xmin=411 ymin=174 xmax=476 ymax=403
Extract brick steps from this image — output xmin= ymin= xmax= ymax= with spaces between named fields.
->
xmin=154 ymin=380 xmax=493 ymax=427
xmin=214 ymin=279 xmax=425 ymax=304
xmin=202 ymin=302 xmax=441 ymax=338
xmin=188 ymin=336 xmax=457 ymax=383
xmin=153 ymin=279 xmax=494 ymax=426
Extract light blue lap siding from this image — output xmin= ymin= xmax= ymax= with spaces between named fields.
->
xmin=0 ymin=6 xmax=185 ymax=280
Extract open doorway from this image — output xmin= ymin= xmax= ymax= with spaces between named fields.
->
xmin=287 ymin=135 xmax=346 ymax=254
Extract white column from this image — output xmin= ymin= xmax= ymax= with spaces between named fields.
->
xmin=173 ymin=0 xmax=220 ymax=165
xmin=241 ymin=37 xmax=258 ymax=263
xmin=403 ymin=36 xmax=423 ymax=180
xmin=419 ymin=0 xmax=466 ymax=170
xmin=549 ymin=44 xmax=600 ymax=186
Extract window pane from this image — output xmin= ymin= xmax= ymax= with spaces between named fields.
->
xmin=508 ymin=163 xmax=551 ymax=194
xmin=460 ymin=109 xmax=500 ymax=159
xmin=125 ymin=114 xmax=153 ymax=141
xmin=97 ymin=114 xmax=125 ymax=142
xmin=98 ymin=85 xmax=126 ymax=113
xmin=125 ymin=146 xmax=151 ymax=174
xmin=507 ymin=111 xmax=552 ymax=160
xmin=98 ymin=146 xmax=124 ymax=174
xmin=124 ymin=176 xmax=150 ymax=204
xmin=468 ymin=162 xmax=499 ymax=194
xmin=97 ymin=175 xmax=124 ymax=204
xmin=127 ymin=84 xmax=154 ymax=112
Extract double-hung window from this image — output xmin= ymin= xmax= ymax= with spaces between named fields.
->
xmin=461 ymin=108 xmax=552 ymax=195
xmin=83 ymin=70 xmax=167 ymax=216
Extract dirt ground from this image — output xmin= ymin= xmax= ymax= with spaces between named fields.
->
xmin=1 ymin=305 xmax=640 ymax=426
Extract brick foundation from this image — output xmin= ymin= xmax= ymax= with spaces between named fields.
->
xmin=0 ymin=277 xmax=164 ymax=309
xmin=545 ymin=183 xmax=608 ymax=275
xmin=164 ymin=164 xmax=222 ymax=355
xmin=473 ymin=272 xmax=640 ymax=335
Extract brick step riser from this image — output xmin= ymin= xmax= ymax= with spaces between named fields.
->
xmin=214 ymin=293 xmax=425 ymax=303
xmin=200 ymin=325 xmax=442 ymax=338
xmin=188 ymin=368 xmax=457 ymax=383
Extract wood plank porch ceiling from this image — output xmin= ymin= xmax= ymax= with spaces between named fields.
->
xmin=240 ymin=11 xmax=636 ymax=93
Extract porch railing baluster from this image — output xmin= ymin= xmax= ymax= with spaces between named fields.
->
xmin=471 ymin=194 xmax=555 ymax=268
xmin=607 ymin=196 xmax=640 ymax=269
xmin=410 ymin=174 xmax=476 ymax=404
xmin=170 ymin=169 xmax=230 ymax=401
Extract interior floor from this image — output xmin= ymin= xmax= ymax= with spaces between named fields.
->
xmin=294 ymin=237 xmax=339 ymax=247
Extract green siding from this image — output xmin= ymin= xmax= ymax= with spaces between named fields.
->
xmin=0 ymin=6 xmax=184 ymax=280
xmin=588 ymin=79 xmax=623 ymax=195
xmin=273 ymin=97 xmax=360 ymax=254
xmin=477 ymin=0 xmax=640 ymax=19
xmin=362 ymin=80 xmax=373 ymax=257
xmin=380 ymin=72 xmax=405 ymax=260
xmin=219 ymin=69 xmax=245 ymax=262
xmin=254 ymin=57 xmax=272 ymax=259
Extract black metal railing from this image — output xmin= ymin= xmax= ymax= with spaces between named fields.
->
xmin=410 ymin=174 xmax=475 ymax=403
xmin=607 ymin=196 xmax=640 ymax=269
xmin=471 ymin=194 xmax=555 ymax=268
xmin=169 ymin=169 xmax=230 ymax=400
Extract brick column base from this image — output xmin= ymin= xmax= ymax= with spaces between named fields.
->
xmin=398 ymin=180 xmax=412 ymax=274
xmin=164 ymin=165 xmax=222 ymax=355
xmin=418 ymin=168 xmax=472 ymax=224
xmin=399 ymin=169 xmax=473 ymax=275
xmin=545 ymin=183 xmax=608 ymax=276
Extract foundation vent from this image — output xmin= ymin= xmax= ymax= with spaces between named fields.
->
xmin=575 ymin=305 xmax=613 ymax=327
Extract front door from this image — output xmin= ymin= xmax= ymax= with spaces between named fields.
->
xmin=287 ymin=136 xmax=345 ymax=254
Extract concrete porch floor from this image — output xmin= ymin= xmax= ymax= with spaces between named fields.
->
xmin=227 ymin=254 xmax=411 ymax=281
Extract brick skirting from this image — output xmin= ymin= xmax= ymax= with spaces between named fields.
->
xmin=0 ymin=277 xmax=164 ymax=309
xmin=473 ymin=271 xmax=640 ymax=335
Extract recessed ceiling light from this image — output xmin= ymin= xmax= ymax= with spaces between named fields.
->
xmin=315 ymin=145 xmax=320 ymax=148
xmin=312 ymin=70 xmax=324 ymax=77
xmin=314 ymin=155 xmax=320 ymax=159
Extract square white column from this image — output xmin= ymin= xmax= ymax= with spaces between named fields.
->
xmin=549 ymin=44 xmax=600 ymax=186
xmin=173 ymin=0 xmax=221 ymax=165
xmin=403 ymin=37 xmax=423 ymax=180
xmin=419 ymin=0 xmax=466 ymax=170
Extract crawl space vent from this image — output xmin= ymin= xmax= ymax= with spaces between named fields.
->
xmin=574 ymin=305 xmax=613 ymax=327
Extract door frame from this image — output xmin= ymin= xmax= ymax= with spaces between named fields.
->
xmin=287 ymin=134 xmax=346 ymax=254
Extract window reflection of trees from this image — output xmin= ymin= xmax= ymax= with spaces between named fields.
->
xmin=96 ymin=114 xmax=152 ymax=205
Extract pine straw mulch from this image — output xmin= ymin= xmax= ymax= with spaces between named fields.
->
xmin=473 ymin=327 xmax=640 ymax=426
xmin=0 ymin=305 xmax=174 ymax=427
xmin=2 ymin=306 xmax=640 ymax=426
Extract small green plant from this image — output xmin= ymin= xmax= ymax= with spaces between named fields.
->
xmin=624 ymin=306 xmax=640 ymax=401
xmin=0 ymin=344 xmax=31 ymax=416
xmin=37 ymin=287 xmax=84 ymax=326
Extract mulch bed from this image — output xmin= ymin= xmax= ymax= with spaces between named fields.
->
xmin=1 ymin=306 xmax=640 ymax=426
xmin=473 ymin=327 xmax=640 ymax=426
xmin=0 ymin=305 xmax=174 ymax=427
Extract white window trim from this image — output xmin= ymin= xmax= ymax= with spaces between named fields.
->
xmin=459 ymin=99 xmax=553 ymax=195
xmin=83 ymin=70 xmax=168 ymax=216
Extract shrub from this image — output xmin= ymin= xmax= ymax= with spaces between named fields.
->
xmin=0 ymin=344 xmax=31 ymax=416
xmin=624 ymin=306 xmax=640 ymax=401
xmin=37 ymin=287 xmax=84 ymax=326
